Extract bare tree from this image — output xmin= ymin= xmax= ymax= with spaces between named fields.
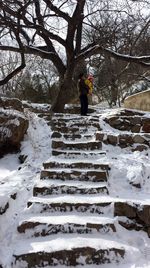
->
xmin=0 ymin=0 xmax=149 ymax=111
xmin=84 ymin=1 xmax=150 ymax=106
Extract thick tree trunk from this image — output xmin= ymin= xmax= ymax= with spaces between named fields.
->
xmin=51 ymin=78 xmax=77 ymax=113
xmin=110 ymin=84 xmax=118 ymax=106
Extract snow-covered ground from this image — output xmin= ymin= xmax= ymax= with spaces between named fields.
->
xmin=0 ymin=106 xmax=150 ymax=268
xmin=0 ymin=110 xmax=52 ymax=267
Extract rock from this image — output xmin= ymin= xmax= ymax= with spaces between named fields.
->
xmin=132 ymin=144 xmax=148 ymax=152
xmin=118 ymin=134 xmax=133 ymax=147
xmin=18 ymin=154 xmax=28 ymax=164
xmin=107 ymin=134 xmax=118 ymax=145
xmin=130 ymin=116 xmax=141 ymax=125
xmin=119 ymin=109 xmax=144 ymax=117
xmin=51 ymin=132 xmax=62 ymax=138
xmin=115 ymin=202 xmax=150 ymax=237
xmin=130 ymin=182 xmax=141 ymax=189
xmin=131 ymin=124 xmax=141 ymax=133
xmin=118 ymin=218 xmax=142 ymax=231
xmin=0 ymin=202 xmax=9 ymax=215
xmin=137 ymin=205 xmax=150 ymax=225
xmin=22 ymin=101 xmax=51 ymax=114
xmin=0 ymin=99 xmax=29 ymax=157
xmin=103 ymin=109 xmax=149 ymax=133
xmin=95 ymin=132 xmax=105 ymax=142
xmin=0 ymin=97 xmax=23 ymax=112
xmin=114 ymin=202 xmax=137 ymax=218
xmin=132 ymin=135 xmax=146 ymax=144
xmin=104 ymin=116 xmax=121 ymax=127
xmin=142 ymin=118 xmax=150 ymax=133
xmin=10 ymin=193 xmax=17 ymax=200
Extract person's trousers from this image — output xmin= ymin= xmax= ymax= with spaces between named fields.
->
xmin=80 ymin=95 xmax=88 ymax=115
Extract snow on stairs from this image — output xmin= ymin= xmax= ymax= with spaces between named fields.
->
xmin=13 ymin=111 xmax=135 ymax=267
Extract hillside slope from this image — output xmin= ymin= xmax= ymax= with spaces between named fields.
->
xmin=0 ymin=105 xmax=150 ymax=268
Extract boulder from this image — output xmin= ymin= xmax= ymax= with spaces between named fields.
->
xmin=114 ymin=202 xmax=137 ymax=219
xmin=114 ymin=202 xmax=150 ymax=237
xmin=0 ymin=97 xmax=23 ymax=112
xmin=0 ymin=98 xmax=28 ymax=157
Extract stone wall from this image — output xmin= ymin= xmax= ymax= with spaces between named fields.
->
xmin=124 ymin=89 xmax=150 ymax=112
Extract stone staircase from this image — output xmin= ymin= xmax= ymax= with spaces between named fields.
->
xmin=12 ymin=108 xmax=148 ymax=267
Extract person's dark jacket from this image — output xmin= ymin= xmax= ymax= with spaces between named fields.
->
xmin=78 ymin=78 xmax=89 ymax=96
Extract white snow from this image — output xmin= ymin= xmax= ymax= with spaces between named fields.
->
xmin=13 ymin=236 xmax=140 ymax=255
xmin=0 ymin=104 xmax=150 ymax=268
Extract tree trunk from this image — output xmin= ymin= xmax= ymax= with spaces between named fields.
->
xmin=51 ymin=77 xmax=77 ymax=113
xmin=110 ymin=84 xmax=118 ymax=106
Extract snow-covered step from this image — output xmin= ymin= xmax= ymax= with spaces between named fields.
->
xmin=52 ymin=132 xmax=92 ymax=140
xmin=51 ymin=124 xmax=100 ymax=133
xmin=27 ymin=196 xmax=113 ymax=215
xmin=40 ymin=169 xmax=108 ymax=182
xmin=37 ymin=179 xmax=107 ymax=188
xmin=13 ymin=236 xmax=139 ymax=267
xmin=52 ymin=133 xmax=95 ymax=142
xmin=52 ymin=149 xmax=106 ymax=158
xmin=52 ymin=140 xmax=102 ymax=150
xmin=52 ymin=122 xmax=101 ymax=130
xmin=17 ymin=215 xmax=116 ymax=237
xmin=43 ymin=160 xmax=110 ymax=172
xmin=64 ymin=105 xmax=97 ymax=114
xmin=33 ymin=182 xmax=109 ymax=196
xmin=52 ymin=116 xmax=100 ymax=123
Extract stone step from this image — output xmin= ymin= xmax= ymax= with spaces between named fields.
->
xmin=33 ymin=183 xmax=109 ymax=196
xmin=52 ymin=116 xmax=99 ymax=123
xmin=13 ymin=236 xmax=138 ymax=267
xmin=51 ymin=125 xmax=100 ymax=133
xmin=52 ymin=140 xmax=102 ymax=150
xmin=52 ymin=122 xmax=101 ymax=130
xmin=51 ymin=132 xmax=96 ymax=141
xmin=51 ymin=149 xmax=106 ymax=158
xmin=52 ymin=132 xmax=92 ymax=140
xmin=64 ymin=105 xmax=96 ymax=114
xmin=17 ymin=215 xmax=116 ymax=237
xmin=37 ymin=179 xmax=107 ymax=188
xmin=40 ymin=169 xmax=108 ymax=182
xmin=43 ymin=160 xmax=110 ymax=172
xmin=27 ymin=196 xmax=112 ymax=215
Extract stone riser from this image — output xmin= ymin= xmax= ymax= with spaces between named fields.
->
xmin=96 ymin=132 xmax=150 ymax=149
xmin=52 ymin=132 xmax=92 ymax=140
xmin=51 ymin=150 xmax=105 ymax=158
xmin=52 ymin=140 xmax=102 ymax=150
xmin=33 ymin=185 xmax=109 ymax=196
xmin=13 ymin=247 xmax=125 ymax=267
xmin=52 ymin=123 xmax=101 ymax=130
xmin=43 ymin=162 xmax=110 ymax=171
xmin=51 ymin=126 xmax=100 ymax=133
xmin=27 ymin=202 xmax=112 ymax=215
xmin=40 ymin=170 xmax=108 ymax=182
xmin=104 ymin=114 xmax=150 ymax=133
xmin=52 ymin=117 xmax=99 ymax=124
xmin=17 ymin=221 xmax=115 ymax=237
xmin=52 ymin=141 xmax=102 ymax=150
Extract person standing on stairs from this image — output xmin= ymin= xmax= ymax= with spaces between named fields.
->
xmin=78 ymin=73 xmax=90 ymax=116
xmin=85 ymin=74 xmax=94 ymax=105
